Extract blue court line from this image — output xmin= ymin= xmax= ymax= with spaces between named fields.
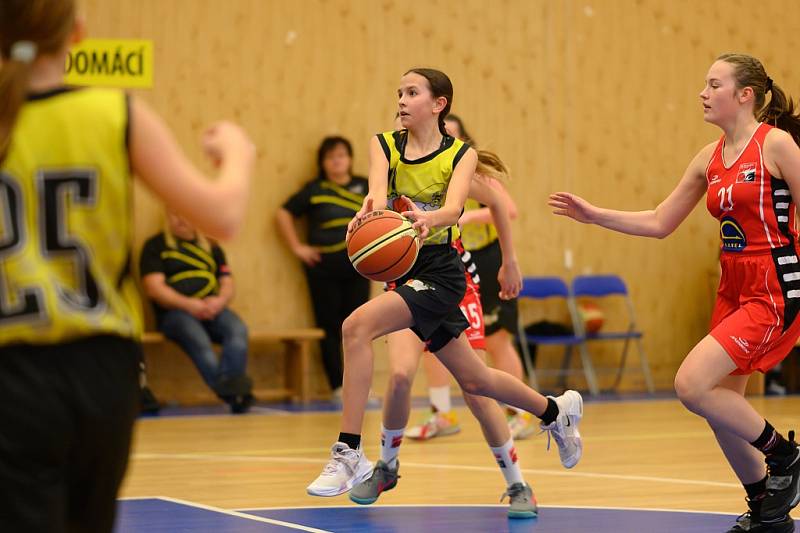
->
xmin=117 ymin=497 xmax=330 ymax=532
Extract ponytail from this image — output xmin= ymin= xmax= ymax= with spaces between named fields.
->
xmin=0 ymin=57 xmax=32 ymax=163
xmin=475 ymin=149 xmax=509 ymax=181
xmin=758 ymin=82 xmax=800 ymax=147
xmin=0 ymin=0 xmax=78 ymax=163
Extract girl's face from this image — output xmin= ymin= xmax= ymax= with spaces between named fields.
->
xmin=700 ymin=60 xmax=749 ymax=125
xmin=444 ymin=118 xmax=463 ymax=140
xmin=397 ymin=72 xmax=443 ymax=130
xmin=322 ymin=143 xmax=351 ymax=178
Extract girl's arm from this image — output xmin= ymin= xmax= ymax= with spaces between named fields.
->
xmin=549 ymin=142 xmax=715 ymax=238
xmin=460 ymin=177 xmax=518 ymax=225
xmin=348 ymin=136 xmax=390 ymax=234
xmin=468 ymin=176 xmax=521 ymax=299
xmin=129 ymin=97 xmax=254 ymax=241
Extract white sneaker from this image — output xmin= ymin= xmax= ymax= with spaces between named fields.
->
xmin=307 ymin=442 xmax=374 ymax=497
xmin=540 ymin=390 xmax=583 ymax=469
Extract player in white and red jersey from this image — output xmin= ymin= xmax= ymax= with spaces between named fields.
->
xmin=550 ymin=54 xmax=800 ymax=532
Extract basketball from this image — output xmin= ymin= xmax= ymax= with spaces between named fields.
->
xmin=577 ymin=300 xmax=604 ymax=334
xmin=347 ymin=210 xmax=419 ymax=282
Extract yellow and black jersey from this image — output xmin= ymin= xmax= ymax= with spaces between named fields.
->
xmin=0 ymin=87 xmax=141 ymax=346
xmin=377 ymin=130 xmax=470 ymax=246
xmin=282 ymin=176 xmax=368 ymax=253
xmin=460 ymin=198 xmax=498 ymax=251
xmin=139 ymin=233 xmax=230 ymax=321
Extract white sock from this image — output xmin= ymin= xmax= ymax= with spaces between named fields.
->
xmin=380 ymin=425 xmax=405 ymax=468
xmin=429 ymin=386 xmax=451 ymax=413
xmin=490 ymin=437 xmax=524 ymax=486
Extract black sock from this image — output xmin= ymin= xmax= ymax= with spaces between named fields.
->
xmin=750 ymin=421 xmax=794 ymax=457
xmin=538 ymin=397 xmax=559 ymax=426
xmin=744 ymin=475 xmax=768 ymax=500
xmin=338 ymin=432 xmax=361 ymax=450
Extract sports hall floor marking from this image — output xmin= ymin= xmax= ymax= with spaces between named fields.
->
xmin=131 ymin=451 xmax=740 ymax=489
xmin=118 ymin=496 xmax=332 ymax=532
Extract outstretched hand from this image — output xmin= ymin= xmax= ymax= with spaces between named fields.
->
xmin=548 ymin=192 xmax=598 ymax=224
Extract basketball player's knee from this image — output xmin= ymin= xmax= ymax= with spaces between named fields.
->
xmin=341 ymin=312 xmax=368 ymax=345
xmin=674 ymin=373 xmax=703 ymax=411
xmin=458 ymin=371 xmax=491 ymax=396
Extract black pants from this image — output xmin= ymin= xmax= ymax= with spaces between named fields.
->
xmin=306 ymin=269 xmax=371 ymax=390
xmin=0 ymin=335 xmax=140 ymax=533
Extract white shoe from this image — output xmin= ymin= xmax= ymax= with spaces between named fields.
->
xmin=540 ymin=390 xmax=583 ymax=468
xmin=307 ymin=442 xmax=374 ymax=497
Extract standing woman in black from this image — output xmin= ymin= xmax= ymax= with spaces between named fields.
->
xmin=276 ymin=137 xmax=370 ymax=401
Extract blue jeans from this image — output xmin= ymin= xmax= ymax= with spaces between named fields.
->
xmin=159 ymin=308 xmax=249 ymax=393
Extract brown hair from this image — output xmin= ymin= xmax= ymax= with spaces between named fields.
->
xmin=0 ymin=0 xmax=76 ymax=162
xmin=718 ymin=53 xmax=800 ymax=146
xmin=405 ymin=68 xmax=453 ymax=136
xmin=445 ymin=113 xmax=509 ymax=181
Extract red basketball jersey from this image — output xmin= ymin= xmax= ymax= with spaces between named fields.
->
xmin=705 ymin=123 xmax=798 ymax=254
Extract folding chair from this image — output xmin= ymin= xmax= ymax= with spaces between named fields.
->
xmin=571 ymin=274 xmax=655 ymax=393
xmin=516 ymin=276 xmax=599 ymax=395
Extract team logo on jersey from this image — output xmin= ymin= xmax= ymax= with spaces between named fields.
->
xmin=709 ymin=174 xmax=721 ymax=184
xmin=720 ymin=216 xmax=746 ymax=252
xmin=736 ymin=162 xmax=757 ymax=183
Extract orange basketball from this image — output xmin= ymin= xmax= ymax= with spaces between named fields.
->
xmin=577 ymin=300 xmax=604 ymax=334
xmin=347 ymin=210 xmax=419 ymax=282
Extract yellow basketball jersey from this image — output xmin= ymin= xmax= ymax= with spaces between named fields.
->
xmin=0 ymin=87 xmax=142 ymax=345
xmin=460 ymin=198 xmax=498 ymax=251
xmin=377 ymin=130 xmax=469 ymax=246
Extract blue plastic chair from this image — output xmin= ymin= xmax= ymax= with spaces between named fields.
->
xmin=516 ymin=276 xmax=599 ymax=395
xmin=571 ymin=274 xmax=655 ymax=393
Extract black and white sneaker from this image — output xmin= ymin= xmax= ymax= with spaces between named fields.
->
xmin=761 ymin=431 xmax=800 ymax=522
xmin=725 ymin=509 xmax=794 ymax=532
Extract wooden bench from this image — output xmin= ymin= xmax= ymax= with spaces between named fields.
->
xmin=141 ymin=328 xmax=324 ymax=405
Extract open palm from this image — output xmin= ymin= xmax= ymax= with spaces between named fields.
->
xmin=548 ymin=192 xmax=597 ymax=224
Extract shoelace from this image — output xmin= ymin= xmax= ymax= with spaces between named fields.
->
xmin=322 ymin=448 xmax=355 ymax=475
xmin=538 ymin=423 xmax=565 ymax=452
xmin=500 ymin=484 xmax=526 ymax=503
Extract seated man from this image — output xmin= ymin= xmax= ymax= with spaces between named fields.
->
xmin=140 ymin=213 xmax=254 ymax=413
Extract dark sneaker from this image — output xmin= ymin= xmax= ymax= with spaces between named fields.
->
xmin=349 ymin=460 xmax=400 ymax=505
xmin=501 ymin=482 xmax=538 ymax=519
xmin=761 ymin=431 xmax=800 ymax=522
xmin=725 ymin=510 xmax=794 ymax=532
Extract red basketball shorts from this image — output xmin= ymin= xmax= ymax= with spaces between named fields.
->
xmin=710 ymin=249 xmax=800 ymax=374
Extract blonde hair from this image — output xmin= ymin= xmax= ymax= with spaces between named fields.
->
xmin=0 ymin=0 xmax=76 ymax=162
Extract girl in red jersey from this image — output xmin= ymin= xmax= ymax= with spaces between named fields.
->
xmin=550 ymin=54 xmax=800 ymax=533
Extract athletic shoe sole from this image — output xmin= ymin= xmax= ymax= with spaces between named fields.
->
xmin=349 ymin=477 xmax=398 ymax=505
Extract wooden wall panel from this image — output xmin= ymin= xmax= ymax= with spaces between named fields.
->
xmin=80 ymin=0 xmax=800 ymax=399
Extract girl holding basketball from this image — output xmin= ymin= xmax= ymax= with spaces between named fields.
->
xmin=307 ymin=68 xmax=584 ymax=501
xmin=550 ymin=54 xmax=800 ymax=532
xmin=348 ymin=165 xmax=540 ymax=518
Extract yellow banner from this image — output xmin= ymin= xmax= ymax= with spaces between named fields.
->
xmin=64 ymin=39 xmax=153 ymax=88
